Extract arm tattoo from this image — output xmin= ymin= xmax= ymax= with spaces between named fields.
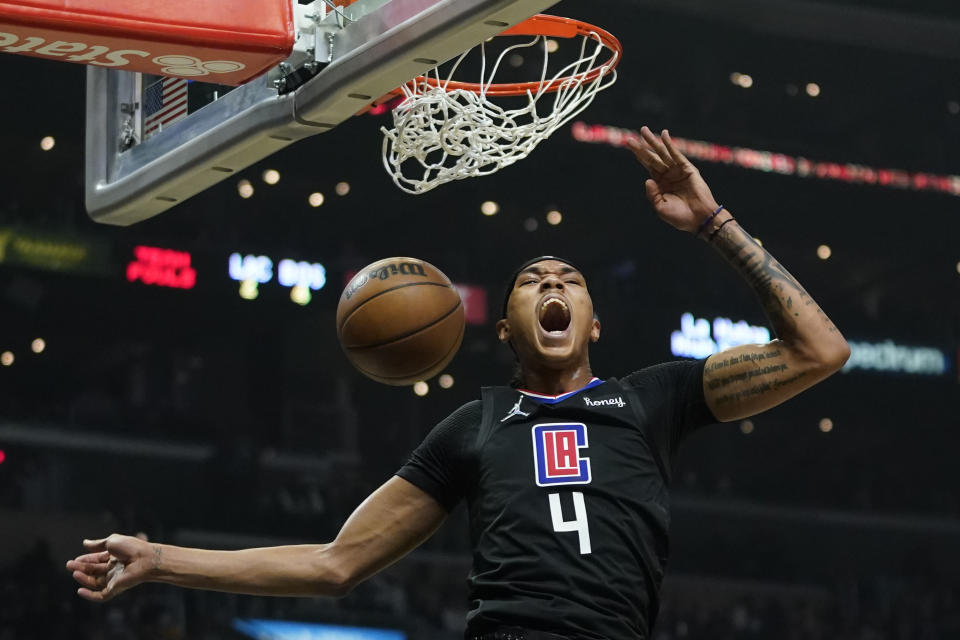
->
xmin=152 ymin=545 xmax=163 ymax=571
xmin=704 ymin=349 xmax=789 ymax=391
xmin=712 ymin=371 xmax=808 ymax=406
xmin=709 ymin=221 xmax=839 ymax=337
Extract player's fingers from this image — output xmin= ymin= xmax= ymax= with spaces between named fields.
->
xmin=640 ymin=126 xmax=674 ymax=166
xmin=644 ymin=178 xmax=664 ymax=205
xmin=82 ymin=538 xmax=109 ymax=552
xmin=68 ymin=551 xmax=111 ymax=566
xmin=72 ymin=570 xmax=106 ymax=590
xmin=628 ymin=140 xmax=668 ymax=175
xmin=77 ymin=587 xmax=108 ymax=603
xmin=66 ymin=559 xmax=111 ymax=575
xmin=626 ymin=137 xmax=643 ymax=158
xmin=661 ymin=130 xmax=689 ymax=166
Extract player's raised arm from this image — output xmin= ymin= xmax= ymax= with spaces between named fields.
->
xmin=629 ymin=127 xmax=850 ymax=422
xmin=65 ymin=476 xmax=446 ymax=602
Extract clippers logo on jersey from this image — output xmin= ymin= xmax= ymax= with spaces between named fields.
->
xmin=532 ymin=423 xmax=591 ymax=486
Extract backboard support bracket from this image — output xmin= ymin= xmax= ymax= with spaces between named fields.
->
xmin=85 ymin=0 xmax=559 ymax=225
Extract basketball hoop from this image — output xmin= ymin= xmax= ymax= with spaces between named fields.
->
xmin=381 ymin=15 xmax=621 ymax=194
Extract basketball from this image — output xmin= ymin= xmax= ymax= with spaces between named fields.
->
xmin=337 ymin=257 xmax=465 ymax=386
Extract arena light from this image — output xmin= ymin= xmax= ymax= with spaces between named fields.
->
xmin=956 ymin=260 xmax=959 ymax=275
xmin=546 ymin=210 xmax=562 ymax=225
xmin=438 ymin=373 xmax=454 ymax=388
xmin=413 ymin=381 xmax=429 ymax=396
xmin=730 ymin=72 xmax=753 ymax=89
xmin=40 ymin=136 xmax=55 ymax=151
xmin=817 ymin=244 xmax=832 ymax=260
xmin=290 ymin=284 xmax=311 ymax=306
xmin=0 ymin=449 xmax=5 ymax=464
xmin=819 ymin=418 xmax=834 ymax=433
xmin=545 ymin=39 xmax=559 ymax=53
xmin=571 ymin=122 xmax=960 ymax=198
xmin=806 ymin=82 xmax=821 ymax=97
xmin=950 ymin=101 xmax=960 ymax=115
xmin=31 ymin=338 xmax=45 ymax=354
xmin=239 ymin=279 xmax=259 ymax=300
xmin=454 ymin=284 xmax=489 ymax=326
xmin=308 ymin=192 xmax=325 ymax=207
xmin=481 ymin=200 xmax=499 ymax=216
xmin=237 ymin=179 xmax=254 ymax=199
xmin=262 ymin=169 xmax=280 ymax=185
xmin=524 ymin=217 xmax=538 ymax=232
xmin=335 ymin=181 xmax=351 ymax=196
xmin=0 ymin=351 xmax=13 ymax=367
xmin=740 ymin=420 xmax=754 ymax=434
xmin=509 ymin=53 xmax=524 ymax=67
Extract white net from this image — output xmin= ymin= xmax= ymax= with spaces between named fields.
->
xmin=381 ymin=29 xmax=618 ymax=194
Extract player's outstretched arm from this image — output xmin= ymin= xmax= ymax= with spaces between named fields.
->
xmin=629 ymin=126 xmax=850 ymax=422
xmin=65 ymin=476 xmax=446 ymax=602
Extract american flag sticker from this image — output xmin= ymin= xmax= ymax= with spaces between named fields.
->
xmin=532 ymin=423 xmax=591 ymax=486
xmin=143 ymin=77 xmax=188 ymax=140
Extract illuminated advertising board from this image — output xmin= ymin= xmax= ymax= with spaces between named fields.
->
xmin=842 ymin=340 xmax=948 ymax=376
xmin=233 ymin=619 xmax=405 ymax=640
xmin=670 ymin=312 xmax=950 ymax=377
xmin=0 ymin=226 xmax=112 ymax=276
xmin=127 ymin=245 xmax=196 ymax=289
xmin=229 ymin=253 xmax=327 ymax=290
xmin=670 ymin=312 xmax=770 ymax=358
xmin=229 ymin=252 xmax=327 ymax=304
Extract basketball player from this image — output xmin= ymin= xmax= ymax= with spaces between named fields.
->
xmin=66 ymin=127 xmax=850 ymax=639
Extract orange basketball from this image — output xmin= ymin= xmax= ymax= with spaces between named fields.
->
xmin=336 ymin=257 xmax=465 ymax=386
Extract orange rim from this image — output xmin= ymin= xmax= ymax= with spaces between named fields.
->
xmin=389 ymin=14 xmax=621 ymax=100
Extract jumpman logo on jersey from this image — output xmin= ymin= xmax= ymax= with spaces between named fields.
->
xmin=500 ymin=395 xmax=531 ymax=423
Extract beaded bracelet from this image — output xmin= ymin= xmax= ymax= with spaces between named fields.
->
xmin=708 ymin=216 xmax=736 ymax=241
xmin=695 ymin=205 xmax=725 ymax=237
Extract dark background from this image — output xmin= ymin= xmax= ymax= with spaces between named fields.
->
xmin=0 ymin=0 xmax=958 ymax=638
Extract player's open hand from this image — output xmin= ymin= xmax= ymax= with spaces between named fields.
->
xmin=628 ymin=127 xmax=720 ymax=233
xmin=65 ymin=534 xmax=154 ymax=602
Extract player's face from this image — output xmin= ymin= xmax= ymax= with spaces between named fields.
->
xmin=497 ymin=260 xmax=601 ymax=367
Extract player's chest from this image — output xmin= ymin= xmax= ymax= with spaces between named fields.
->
xmin=476 ymin=390 xmax=664 ymax=494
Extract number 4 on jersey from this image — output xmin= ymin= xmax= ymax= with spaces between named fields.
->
xmin=549 ymin=492 xmax=592 ymax=555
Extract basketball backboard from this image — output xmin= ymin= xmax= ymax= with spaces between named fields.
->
xmin=84 ymin=0 xmax=560 ymax=225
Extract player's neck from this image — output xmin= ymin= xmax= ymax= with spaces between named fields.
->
xmin=518 ymin=361 xmax=595 ymax=396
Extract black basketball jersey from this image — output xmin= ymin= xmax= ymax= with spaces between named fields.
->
xmin=396 ymin=359 xmax=714 ymax=639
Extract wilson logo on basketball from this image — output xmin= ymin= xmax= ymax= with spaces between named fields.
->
xmin=0 ymin=32 xmax=245 ymax=76
xmin=343 ymin=261 xmax=427 ymax=300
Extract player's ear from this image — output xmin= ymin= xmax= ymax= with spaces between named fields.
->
xmin=496 ymin=319 xmax=510 ymax=343
xmin=590 ymin=317 xmax=601 ymax=343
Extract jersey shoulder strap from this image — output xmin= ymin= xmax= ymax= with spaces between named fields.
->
xmin=478 ymin=385 xmax=511 ymax=448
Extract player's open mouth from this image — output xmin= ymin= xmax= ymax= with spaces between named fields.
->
xmin=538 ymin=296 xmax=571 ymax=334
